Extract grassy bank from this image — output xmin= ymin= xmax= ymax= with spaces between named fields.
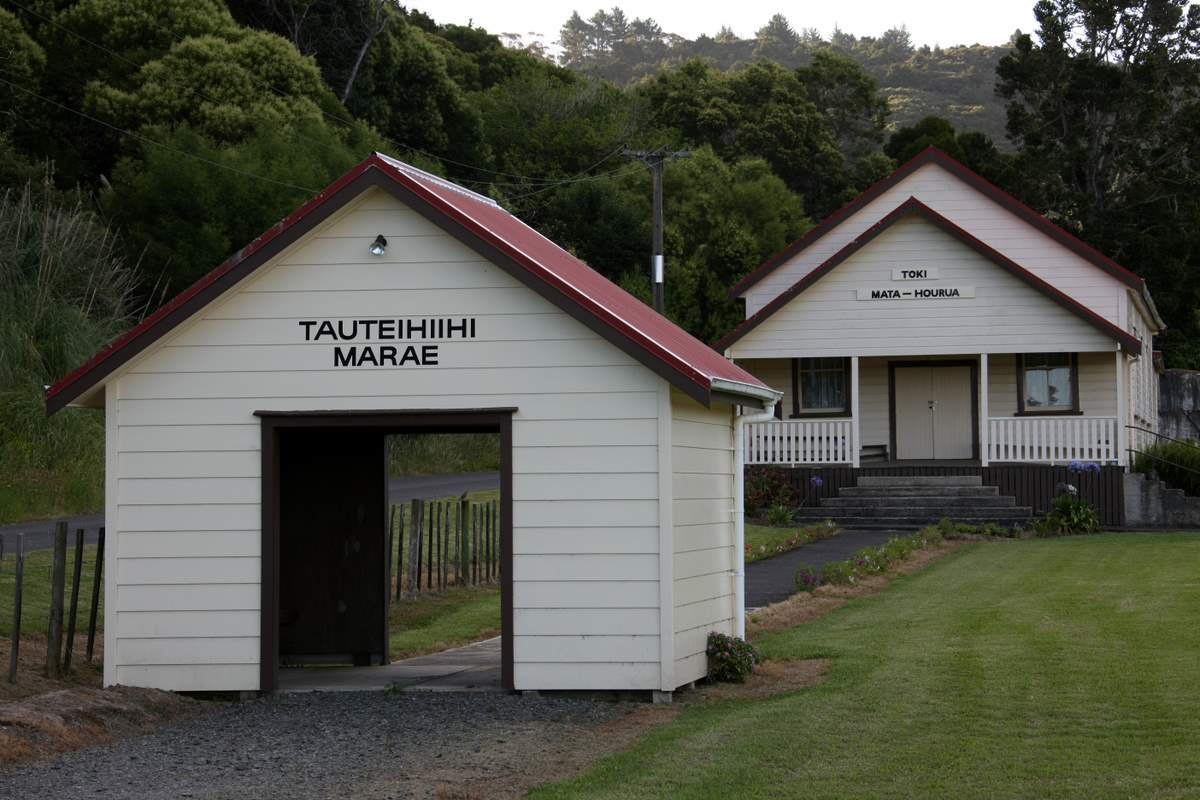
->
xmin=744 ymin=521 xmax=837 ymax=563
xmin=532 ymin=533 xmax=1200 ymax=799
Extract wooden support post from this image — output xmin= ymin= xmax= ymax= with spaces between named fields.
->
xmin=46 ymin=521 xmax=67 ymax=678
xmin=980 ymin=353 xmax=990 ymax=466
xmin=63 ymin=529 xmax=85 ymax=672
xmin=1115 ymin=349 xmax=1128 ymax=467
xmin=8 ymin=534 xmax=23 ymax=683
xmin=473 ymin=505 xmax=480 ymax=585
xmin=850 ymin=355 xmax=861 ymax=467
xmin=86 ymin=528 xmax=104 ymax=663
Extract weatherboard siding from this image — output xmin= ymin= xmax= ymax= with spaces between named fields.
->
xmin=670 ymin=390 xmax=736 ymax=687
xmin=727 ymin=216 xmax=1117 ymax=361
xmin=741 ymin=161 xmax=1127 ymax=327
xmin=108 ymin=187 xmax=670 ymax=692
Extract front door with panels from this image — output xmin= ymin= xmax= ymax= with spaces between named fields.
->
xmin=893 ymin=365 xmax=975 ymax=459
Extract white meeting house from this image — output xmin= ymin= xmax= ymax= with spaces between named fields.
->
xmin=718 ymin=147 xmax=1164 ymax=472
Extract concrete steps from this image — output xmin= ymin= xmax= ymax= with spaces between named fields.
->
xmin=806 ymin=474 xmax=1032 ymax=530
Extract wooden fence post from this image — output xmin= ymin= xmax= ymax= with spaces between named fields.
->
xmin=457 ymin=497 xmax=468 ymax=585
xmin=427 ymin=502 xmax=436 ymax=591
xmin=400 ymin=506 xmax=410 ymax=599
xmin=8 ymin=534 xmax=23 ymax=683
xmin=86 ymin=528 xmax=104 ymax=663
xmin=406 ymin=499 xmax=421 ymax=598
xmin=46 ymin=521 xmax=67 ymax=678
xmin=386 ymin=505 xmax=396 ymax=601
xmin=440 ymin=502 xmax=449 ymax=590
xmin=473 ymin=505 xmax=480 ymax=585
xmin=62 ymin=529 xmax=85 ymax=672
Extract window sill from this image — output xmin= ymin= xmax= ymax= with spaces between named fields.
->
xmin=789 ymin=411 xmax=852 ymax=419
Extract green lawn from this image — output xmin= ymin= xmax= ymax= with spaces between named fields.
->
xmin=532 ymin=533 xmax=1200 ymax=799
xmin=0 ymin=543 xmax=101 ymax=638
xmin=389 ymin=584 xmax=500 ymax=659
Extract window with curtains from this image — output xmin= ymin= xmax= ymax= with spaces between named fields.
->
xmin=791 ymin=357 xmax=848 ymax=416
xmin=1019 ymin=353 xmax=1078 ymax=413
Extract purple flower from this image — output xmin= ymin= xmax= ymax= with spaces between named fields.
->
xmin=811 ymin=476 xmax=825 ymax=487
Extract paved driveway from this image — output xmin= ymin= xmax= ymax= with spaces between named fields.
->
xmin=745 ymin=529 xmax=904 ymax=608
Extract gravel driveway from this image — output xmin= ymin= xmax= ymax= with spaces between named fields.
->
xmin=0 ymin=691 xmax=645 ymax=799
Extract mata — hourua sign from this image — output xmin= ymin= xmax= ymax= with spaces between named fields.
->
xmin=299 ymin=317 xmax=478 ymax=367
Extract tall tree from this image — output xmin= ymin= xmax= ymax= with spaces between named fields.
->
xmin=998 ymin=0 xmax=1200 ymax=364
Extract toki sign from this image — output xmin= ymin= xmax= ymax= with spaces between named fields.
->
xmin=298 ymin=317 xmax=478 ymax=367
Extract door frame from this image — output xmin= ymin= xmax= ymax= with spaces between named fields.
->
xmin=887 ymin=360 xmax=979 ymax=461
xmin=257 ymin=408 xmax=515 ymax=693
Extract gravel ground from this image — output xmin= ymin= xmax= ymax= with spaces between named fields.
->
xmin=0 ymin=691 xmax=646 ymax=799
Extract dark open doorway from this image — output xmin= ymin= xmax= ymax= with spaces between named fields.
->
xmin=257 ymin=410 xmax=514 ymax=693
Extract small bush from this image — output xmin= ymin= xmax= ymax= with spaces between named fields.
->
xmin=821 ymin=559 xmax=858 ymax=585
xmin=1035 ymin=494 xmax=1100 ymax=536
xmin=706 ymin=631 xmax=759 ymax=682
xmin=794 ymin=562 xmax=821 ymax=591
xmin=765 ymin=504 xmax=793 ymax=526
xmin=744 ymin=467 xmax=798 ymax=512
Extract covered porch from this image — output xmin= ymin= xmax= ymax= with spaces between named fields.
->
xmin=738 ymin=351 xmax=1130 ymax=468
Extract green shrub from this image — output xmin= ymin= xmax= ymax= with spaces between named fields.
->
xmin=744 ymin=467 xmax=799 ymax=513
xmin=794 ymin=562 xmax=821 ymax=591
xmin=706 ymin=631 xmax=759 ymax=682
xmin=765 ymin=504 xmax=793 ymax=526
xmin=1034 ymin=494 xmax=1100 ymax=536
xmin=821 ymin=559 xmax=858 ymax=585
xmin=1134 ymin=440 xmax=1200 ymax=497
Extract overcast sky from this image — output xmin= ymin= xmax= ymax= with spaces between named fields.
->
xmin=409 ymin=1 xmax=1039 ymax=49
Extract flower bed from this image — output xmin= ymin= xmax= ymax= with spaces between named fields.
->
xmin=795 ymin=526 xmax=946 ymax=590
xmin=745 ymin=520 xmax=839 ymax=563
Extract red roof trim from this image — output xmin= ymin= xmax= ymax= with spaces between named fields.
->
xmin=729 ymin=146 xmax=1144 ymax=298
xmin=715 ymin=197 xmax=1142 ymax=356
xmin=47 ymin=154 xmax=769 ymax=414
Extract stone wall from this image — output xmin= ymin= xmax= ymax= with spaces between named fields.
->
xmin=1159 ymin=369 xmax=1200 ymax=442
xmin=1124 ymin=472 xmax=1200 ymax=528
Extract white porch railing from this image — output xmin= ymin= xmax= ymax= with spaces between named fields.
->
xmin=987 ymin=416 xmax=1118 ymax=464
xmin=745 ymin=419 xmax=854 ymax=465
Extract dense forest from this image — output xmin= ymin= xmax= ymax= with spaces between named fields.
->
xmin=556 ymin=10 xmax=1014 ymax=142
xmin=0 ymin=0 xmax=1198 ymax=520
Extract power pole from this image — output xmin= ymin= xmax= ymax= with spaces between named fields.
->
xmin=623 ymin=147 xmax=691 ymax=314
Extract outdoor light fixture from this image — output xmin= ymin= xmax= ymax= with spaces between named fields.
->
xmin=369 ymin=234 xmax=388 ymax=256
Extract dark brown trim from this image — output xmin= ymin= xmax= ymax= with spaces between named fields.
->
xmin=46 ymin=170 xmax=385 ymax=415
xmin=729 ymin=146 xmax=1145 ymax=298
xmin=258 ymin=408 xmax=515 ymax=693
xmin=1015 ymin=353 xmax=1081 ymax=416
xmin=887 ymin=360 xmax=979 ymax=461
xmin=715 ymin=197 xmax=1142 ymax=356
xmin=789 ymin=357 xmax=853 ymax=419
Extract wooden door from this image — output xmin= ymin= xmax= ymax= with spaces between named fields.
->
xmin=895 ymin=367 xmax=936 ymax=459
xmin=278 ymin=428 xmax=386 ymax=665
xmin=894 ymin=365 xmax=975 ymax=460
xmin=932 ymin=366 xmax=974 ymax=459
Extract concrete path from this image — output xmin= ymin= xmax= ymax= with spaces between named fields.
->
xmin=0 ymin=472 xmax=500 ymax=553
xmin=278 ymin=637 xmax=502 ymax=693
xmin=744 ymin=529 xmax=904 ymax=609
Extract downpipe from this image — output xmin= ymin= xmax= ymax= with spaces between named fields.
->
xmin=733 ymin=400 xmax=777 ymax=638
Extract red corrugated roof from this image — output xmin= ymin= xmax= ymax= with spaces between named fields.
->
xmin=46 ymin=153 xmax=772 ymax=413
